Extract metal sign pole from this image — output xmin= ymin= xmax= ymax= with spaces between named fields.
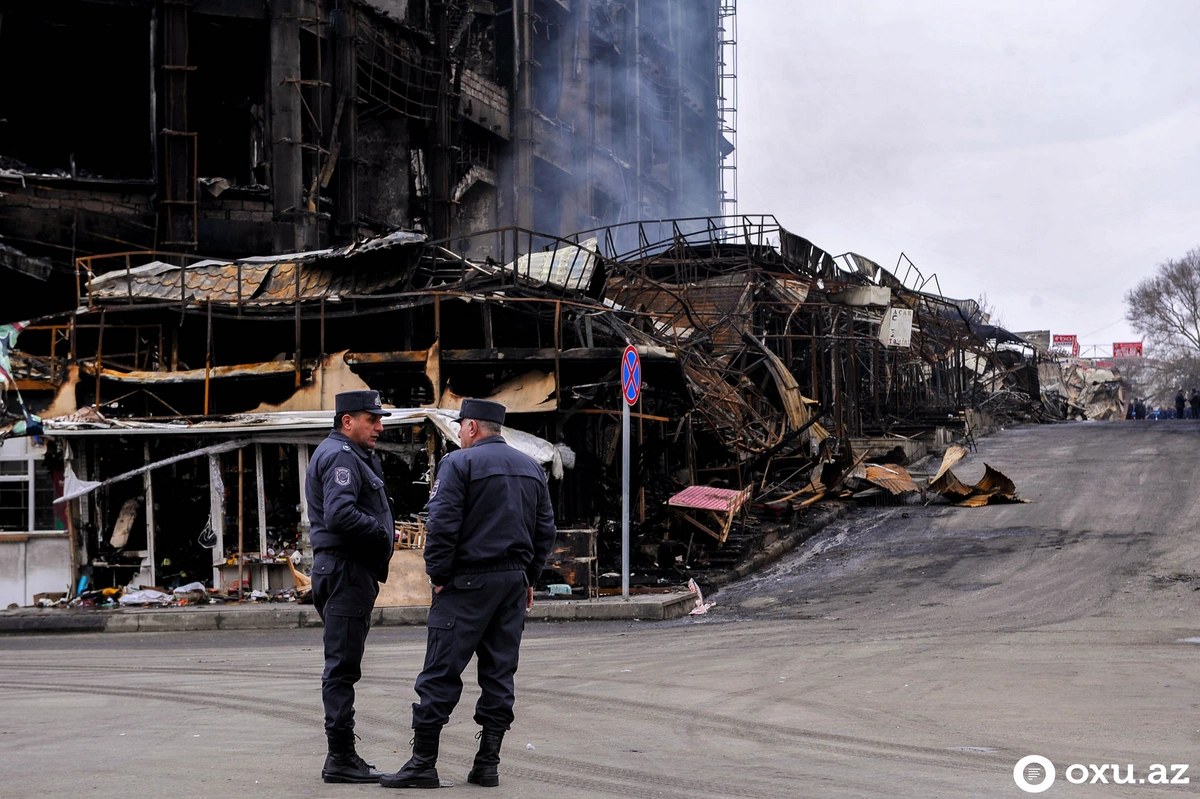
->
xmin=620 ymin=344 xmax=639 ymax=603
xmin=622 ymin=397 xmax=630 ymax=601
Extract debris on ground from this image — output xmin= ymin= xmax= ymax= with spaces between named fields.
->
xmin=687 ymin=578 xmax=716 ymax=615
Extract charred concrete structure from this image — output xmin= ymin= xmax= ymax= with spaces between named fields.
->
xmin=0 ymin=0 xmax=729 ymax=322
xmin=0 ymin=215 xmax=1064 ymax=606
xmin=1 ymin=2 xmax=1068 ymax=610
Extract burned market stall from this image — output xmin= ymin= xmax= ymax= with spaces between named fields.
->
xmin=3 ymin=215 xmax=1050 ymax=601
xmin=43 ymin=410 xmax=498 ymax=595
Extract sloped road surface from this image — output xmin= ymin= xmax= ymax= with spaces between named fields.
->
xmin=3 ymin=422 xmax=1199 ymax=797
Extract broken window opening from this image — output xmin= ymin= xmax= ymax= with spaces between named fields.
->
xmin=190 ymin=16 xmax=269 ymax=187
xmin=0 ymin=1 xmax=152 ymax=180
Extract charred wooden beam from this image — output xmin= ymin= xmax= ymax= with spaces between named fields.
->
xmin=344 ymin=347 xmax=675 ymax=365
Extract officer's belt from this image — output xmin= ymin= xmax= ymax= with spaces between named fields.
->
xmin=315 ymin=547 xmax=360 ymax=561
xmin=453 ymin=558 xmax=526 ymax=575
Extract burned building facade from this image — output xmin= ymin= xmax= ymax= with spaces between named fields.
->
xmin=1 ymin=0 xmax=741 ymax=605
xmin=1 ymin=2 xmax=1064 ymax=612
xmin=0 ymin=0 xmax=730 ymax=321
xmin=1 ymin=213 xmax=1058 ymax=607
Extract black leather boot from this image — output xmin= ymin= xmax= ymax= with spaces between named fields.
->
xmin=466 ymin=729 xmax=505 ymax=787
xmin=322 ymin=732 xmax=383 ymax=784
xmin=379 ymin=727 xmax=443 ymax=789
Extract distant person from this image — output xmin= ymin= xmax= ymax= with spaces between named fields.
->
xmin=1126 ymin=402 xmax=1135 ymax=420
xmin=1134 ymin=398 xmax=1147 ymax=420
xmin=1176 ymin=390 xmax=1187 ymax=419
xmin=1190 ymin=389 xmax=1200 ymax=421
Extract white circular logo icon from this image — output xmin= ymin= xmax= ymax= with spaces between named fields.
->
xmin=1014 ymin=755 xmax=1056 ymax=793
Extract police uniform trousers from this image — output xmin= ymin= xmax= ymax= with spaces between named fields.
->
xmin=312 ymin=554 xmax=379 ymax=739
xmin=412 ymin=570 xmax=527 ymax=731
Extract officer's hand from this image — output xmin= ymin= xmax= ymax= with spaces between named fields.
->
xmin=526 ymin=586 xmax=534 ymax=610
xmin=433 ymin=585 xmax=443 ymax=594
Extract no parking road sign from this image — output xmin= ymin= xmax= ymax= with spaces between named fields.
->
xmin=621 ymin=345 xmax=641 ymax=406
xmin=619 ymin=344 xmax=641 ymax=601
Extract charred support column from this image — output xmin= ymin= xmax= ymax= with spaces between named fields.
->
xmin=673 ymin=2 xmax=686 ymax=216
xmin=515 ymin=0 xmax=535 ymax=230
xmin=632 ymin=0 xmax=643 ymax=218
xmin=271 ymin=0 xmax=308 ymax=253
xmin=332 ymin=3 xmax=359 ymax=240
xmin=429 ymin=2 xmax=454 ymax=240
xmin=160 ymin=0 xmax=197 ymax=251
xmin=578 ymin=1 xmax=593 ymax=226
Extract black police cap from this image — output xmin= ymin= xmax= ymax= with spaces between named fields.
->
xmin=456 ymin=398 xmax=506 ymax=425
xmin=335 ymin=390 xmax=392 ymax=416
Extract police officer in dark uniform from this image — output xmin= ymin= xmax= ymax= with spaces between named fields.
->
xmin=380 ymin=398 xmax=556 ymax=789
xmin=306 ymin=390 xmax=395 ymax=783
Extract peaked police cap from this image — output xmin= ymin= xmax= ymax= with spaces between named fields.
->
xmin=456 ymin=398 xmax=506 ymax=425
xmin=335 ymin=390 xmax=392 ymax=416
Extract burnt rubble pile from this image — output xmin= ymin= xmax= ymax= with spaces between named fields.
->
xmin=0 ymin=216 xmax=1063 ymax=597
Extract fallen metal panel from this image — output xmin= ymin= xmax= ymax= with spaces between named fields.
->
xmin=930 ymin=462 xmax=1024 ymax=506
xmin=859 ymin=464 xmax=919 ymax=495
xmin=830 ymin=286 xmax=892 ymax=307
xmin=974 ymin=464 xmax=1016 ymax=497
xmin=932 ymin=445 xmax=969 ymax=484
xmin=668 ymin=485 xmax=752 ymax=513
xmin=501 ymin=238 xmax=599 ymax=290
xmin=44 ymin=408 xmax=572 ymax=475
xmin=85 ymin=231 xmax=427 ymax=304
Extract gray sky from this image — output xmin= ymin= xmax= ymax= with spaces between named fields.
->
xmin=738 ymin=0 xmax=1200 ymax=354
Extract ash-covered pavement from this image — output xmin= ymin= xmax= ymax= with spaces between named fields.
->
xmin=4 ymin=422 xmax=1200 ymax=798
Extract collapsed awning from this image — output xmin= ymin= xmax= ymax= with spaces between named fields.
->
xmin=48 ymin=408 xmax=574 ymax=505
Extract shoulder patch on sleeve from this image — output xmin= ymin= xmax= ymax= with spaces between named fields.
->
xmin=334 ymin=467 xmax=352 ymax=485
xmin=429 ymin=478 xmax=440 ymax=500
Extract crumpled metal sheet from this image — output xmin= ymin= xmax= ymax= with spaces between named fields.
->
xmin=932 ymin=445 xmax=969 ymax=484
xmin=930 ymin=463 xmax=1025 ymax=506
xmin=86 ymin=230 xmax=427 ymax=304
xmin=851 ymin=463 xmax=919 ymax=495
xmin=501 ymin=237 xmax=599 ymax=291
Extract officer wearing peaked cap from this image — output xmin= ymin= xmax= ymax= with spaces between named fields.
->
xmin=306 ymin=390 xmax=395 ymax=783
xmin=380 ymin=398 xmax=556 ymax=789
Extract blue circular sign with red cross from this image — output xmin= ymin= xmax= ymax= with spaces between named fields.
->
xmin=621 ymin=345 xmax=641 ymax=406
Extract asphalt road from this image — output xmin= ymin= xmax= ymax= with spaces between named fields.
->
xmin=3 ymin=421 xmax=1199 ymax=798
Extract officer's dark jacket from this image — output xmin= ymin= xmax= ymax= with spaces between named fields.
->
xmin=424 ymin=435 xmax=556 ymax=586
xmin=306 ymin=430 xmax=394 ymax=582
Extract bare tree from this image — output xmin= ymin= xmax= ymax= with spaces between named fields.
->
xmin=1115 ymin=351 xmax=1200 ymax=408
xmin=975 ymin=293 xmax=1003 ymax=328
xmin=1125 ymin=247 xmax=1200 ymax=356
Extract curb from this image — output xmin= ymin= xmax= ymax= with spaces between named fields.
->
xmin=0 ymin=592 xmax=697 ymax=634
xmin=1 ymin=504 xmax=850 ymax=635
